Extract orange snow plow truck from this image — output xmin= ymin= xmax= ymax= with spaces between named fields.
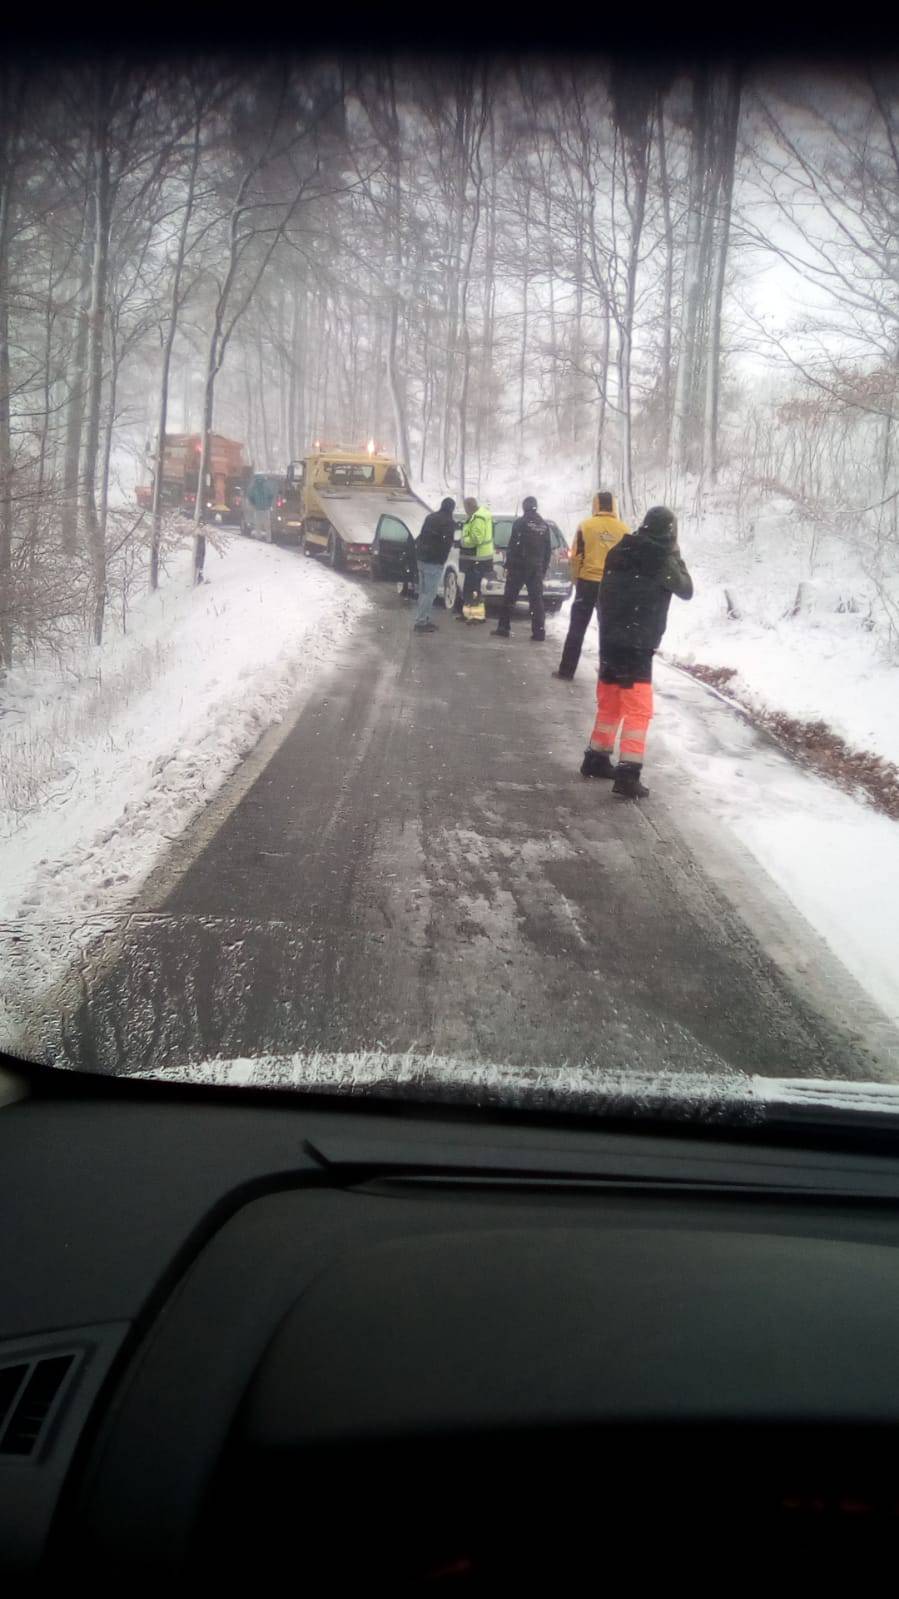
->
xmin=298 ymin=447 xmax=430 ymax=572
xmin=135 ymin=434 xmax=249 ymax=525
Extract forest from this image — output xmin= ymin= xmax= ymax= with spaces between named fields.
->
xmin=2 ymin=55 xmax=899 ymax=662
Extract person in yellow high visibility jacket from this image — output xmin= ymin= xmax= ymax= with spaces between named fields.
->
xmin=553 ymin=490 xmax=629 ymax=678
xmin=458 ymin=498 xmax=494 ymax=622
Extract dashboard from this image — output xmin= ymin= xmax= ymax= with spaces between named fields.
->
xmin=4 ymin=1065 xmax=899 ymax=1580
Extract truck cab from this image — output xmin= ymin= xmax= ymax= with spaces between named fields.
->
xmin=300 ymin=449 xmax=426 ymax=572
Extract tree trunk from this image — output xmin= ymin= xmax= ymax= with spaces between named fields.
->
xmin=287 ymin=282 xmax=299 ymax=455
xmin=193 ymin=361 xmax=215 ymax=583
xmin=82 ymin=128 xmax=112 ymax=646
xmin=617 ymin=125 xmax=651 ymax=519
xmin=478 ymin=106 xmax=497 ymax=471
xmin=257 ymin=336 xmax=271 ymax=464
xmin=276 ymin=278 xmax=287 ymax=460
xmin=572 ymin=168 xmax=586 ymax=446
xmin=152 ymin=118 xmax=201 ymax=589
xmin=703 ymin=69 xmax=741 ymax=482
xmin=671 ymin=68 xmax=710 ymax=472
xmin=386 ymin=293 xmax=411 ymax=473
xmin=0 ymin=82 xmax=16 ymax=669
xmin=31 ymin=245 xmax=57 ymax=557
xmin=99 ymin=315 xmax=118 ymax=540
xmin=518 ymin=179 xmax=531 ymax=462
xmin=295 ymin=282 xmax=307 ymax=452
xmin=544 ymin=173 xmax=560 ymax=440
xmin=60 ymin=217 xmax=92 ymax=556
xmin=657 ymin=100 xmax=675 ymax=449
xmin=595 ymin=298 xmax=610 ymax=490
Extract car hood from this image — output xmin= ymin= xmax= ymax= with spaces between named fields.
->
xmin=78 ymin=1052 xmax=899 ymax=1130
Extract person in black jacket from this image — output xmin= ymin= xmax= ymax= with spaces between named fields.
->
xmin=581 ymin=505 xmax=693 ymax=799
xmin=412 ymin=498 xmax=456 ymax=632
xmin=491 ymin=496 xmax=552 ymax=642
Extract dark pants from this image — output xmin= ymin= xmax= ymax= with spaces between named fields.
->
xmin=461 ymin=559 xmax=492 ymax=607
xmin=495 ymin=567 xmax=546 ymax=637
xmin=557 ymin=578 xmax=600 ymax=677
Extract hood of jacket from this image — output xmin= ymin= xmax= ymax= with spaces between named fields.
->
xmin=592 ymin=493 xmax=619 ymax=518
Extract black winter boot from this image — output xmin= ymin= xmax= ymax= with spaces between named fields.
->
xmin=612 ymin=762 xmax=649 ymax=799
xmin=580 ymin=748 xmax=616 ymax=779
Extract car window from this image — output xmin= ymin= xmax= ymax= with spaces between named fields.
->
xmin=377 ymin=515 xmax=411 ymax=543
xmin=493 ymin=519 xmax=513 ymax=548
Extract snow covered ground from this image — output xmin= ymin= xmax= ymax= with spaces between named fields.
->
xmin=666 ymin=491 xmax=899 ymax=770
xmin=0 ymin=532 xmax=368 ymax=1037
xmin=654 ymin=663 xmax=899 ymax=1034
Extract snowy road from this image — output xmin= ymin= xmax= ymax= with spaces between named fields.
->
xmin=44 ymin=574 xmax=899 ymax=1083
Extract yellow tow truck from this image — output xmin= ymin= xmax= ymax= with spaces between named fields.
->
xmin=297 ymin=446 xmax=431 ymax=574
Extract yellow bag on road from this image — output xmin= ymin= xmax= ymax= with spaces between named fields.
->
xmin=463 ymin=597 xmax=486 ymax=623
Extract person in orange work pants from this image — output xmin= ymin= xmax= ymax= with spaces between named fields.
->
xmin=577 ymin=505 xmax=693 ymax=799
xmin=588 ymin=677 xmax=654 ymax=768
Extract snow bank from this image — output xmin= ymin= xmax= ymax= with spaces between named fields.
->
xmin=0 ymin=533 xmax=368 ymax=1029
xmin=655 ymin=663 xmax=899 ymax=1032
xmin=666 ymin=492 xmax=899 ymax=770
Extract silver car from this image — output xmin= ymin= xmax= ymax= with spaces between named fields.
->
xmin=440 ymin=514 xmax=573 ymax=614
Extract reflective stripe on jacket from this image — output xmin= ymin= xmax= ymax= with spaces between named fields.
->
xmin=460 ymin=506 xmax=494 ymax=560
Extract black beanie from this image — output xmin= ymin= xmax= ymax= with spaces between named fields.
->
xmin=523 ymin=495 xmax=538 ymax=512
xmin=641 ymin=505 xmax=677 ymax=544
xmin=440 ymin=497 xmax=456 ymax=513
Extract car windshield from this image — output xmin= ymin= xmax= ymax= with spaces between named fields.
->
xmin=326 ymin=463 xmax=375 ymax=485
xmin=2 ymin=50 xmax=899 ymax=1126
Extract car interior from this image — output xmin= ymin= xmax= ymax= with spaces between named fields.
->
xmin=3 ymin=1056 xmax=899 ymax=1582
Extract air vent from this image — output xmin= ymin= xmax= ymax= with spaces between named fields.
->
xmin=0 ymin=1354 xmax=77 ymax=1457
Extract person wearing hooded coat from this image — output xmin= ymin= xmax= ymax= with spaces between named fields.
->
xmin=491 ymin=496 xmax=552 ymax=642
xmin=581 ymin=505 xmax=693 ymax=799
xmin=412 ymin=497 xmax=456 ymax=631
xmin=554 ymin=490 xmax=629 ymax=679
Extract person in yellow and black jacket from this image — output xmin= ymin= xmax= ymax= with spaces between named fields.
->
xmin=553 ymin=490 xmax=629 ymax=679
xmin=457 ymin=497 xmax=494 ymax=623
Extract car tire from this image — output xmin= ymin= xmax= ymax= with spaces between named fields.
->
xmin=443 ymin=568 xmax=461 ymax=612
xmin=327 ymin=529 xmax=343 ymax=571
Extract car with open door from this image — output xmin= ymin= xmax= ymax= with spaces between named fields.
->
xmin=370 ymin=511 xmax=417 ymax=586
